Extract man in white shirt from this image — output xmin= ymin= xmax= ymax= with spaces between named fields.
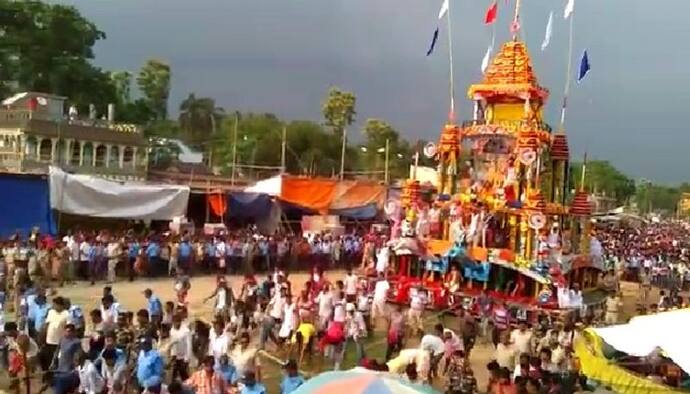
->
xmin=64 ymin=234 xmax=80 ymax=283
xmin=376 ymin=246 xmax=390 ymax=274
xmin=332 ymin=292 xmax=346 ymax=323
xmin=344 ymin=269 xmax=358 ymax=303
xmin=356 ymin=287 xmax=371 ymax=332
xmin=371 ymin=274 xmax=389 ymax=323
xmin=41 ymin=297 xmax=70 ymax=374
xmin=321 ymin=239 xmax=333 ymax=266
xmin=100 ymin=295 xmax=120 ymax=331
xmin=408 ymin=287 xmax=426 ymax=336
xmin=215 ymin=238 xmax=227 ymax=271
xmin=510 ymin=320 xmax=533 ymax=355
xmin=170 ymin=314 xmax=192 ymax=380
xmin=315 ymin=285 xmax=334 ymax=331
xmin=231 ymin=332 xmax=260 ymax=379
xmin=79 ymin=240 xmax=91 ymax=280
xmin=420 ymin=324 xmax=446 ymax=382
xmin=106 ymin=240 xmax=121 ymax=283
xmin=494 ymin=331 xmax=517 ymax=372
xmin=208 ymin=320 xmax=229 ymax=364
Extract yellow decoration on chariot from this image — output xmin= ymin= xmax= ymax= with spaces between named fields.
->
xmin=519 ymin=220 xmax=528 ymax=232
xmin=509 ymin=215 xmax=517 ymax=226
xmin=514 ymin=256 xmax=531 ymax=269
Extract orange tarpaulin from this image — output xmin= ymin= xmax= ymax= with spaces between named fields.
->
xmin=279 ymin=177 xmax=338 ymax=214
xmin=208 ymin=194 xmax=227 ymax=217
xmin=244 ymin=175 xmax=384 ymax=215
xmin=330 ymin=181 xmax=386 ymax=210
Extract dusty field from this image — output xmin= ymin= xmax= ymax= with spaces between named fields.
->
xmin=53 ymin=274 xmax=652 ymax=392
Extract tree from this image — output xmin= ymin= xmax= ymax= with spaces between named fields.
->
xmin=322 ymin=87 xmax=356 ymax=135
xmin=110 ymin=71 xmax=132 ymax=104
xmin=178 ymin=93 xmax=225 ymax=145
xmin=361 ymin=118 xmax=413 ymax=180
xmin=211 ymin=112 xmax=356 ymax=178
xmin=137 ymin=59 xmax=171 ymax=120
xmin=569 ymin=160 xmax=636 ymax=204
xmin=0 ymin=1 xmax=117 ymax=110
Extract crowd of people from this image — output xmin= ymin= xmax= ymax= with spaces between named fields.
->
xmin=0 ymin=218 xmax=684 ymax=393
xmin=597 ymin=220 xmax=690 ymax=305
xmin=0 ymin=227 xmax=368 ymax=287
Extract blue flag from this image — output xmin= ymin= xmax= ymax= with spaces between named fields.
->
xmin=427 ymin=27 xmax=439 ymax=56
xmin=577 ymin=50 xmax=590 ymax=83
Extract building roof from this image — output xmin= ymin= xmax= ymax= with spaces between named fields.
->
xmin=468 ymin=40 xmax=549 ymax=101
xmin=2 ymin=92 xmax=67 ymax=106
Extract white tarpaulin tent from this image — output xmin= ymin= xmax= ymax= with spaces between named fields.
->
xmin=244 ymin=175 xmax=282 ymax=196
xmin=49 ymin=166 xmax=190 ymax=220
xmin=592 ymin=309 xmax=690 ymax=373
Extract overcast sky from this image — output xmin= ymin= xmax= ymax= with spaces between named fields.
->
xmin=58 ymin=0 xmax=690 ymax=183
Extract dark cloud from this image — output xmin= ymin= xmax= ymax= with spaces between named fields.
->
xmin=58 ymin=0 xmax=689 ymax=182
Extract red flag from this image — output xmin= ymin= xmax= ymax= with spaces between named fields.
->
xmin=485 ymin=2 xmax=498 ymax=25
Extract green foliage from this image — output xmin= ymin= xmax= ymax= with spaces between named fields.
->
xmin=110 ymin=71 xmax=133 ymax=104
xmin=209 ymin=113 xmax=358 ymax=177
xmin=117 ymin=99 xmax=156 ymax=125
xmin=137 ymin=59 xmax=171 ymax=120
xmin=143 ymin=119 xmax=181 ymax=139
xmin=178 ymin=93 xmax=225 ymax=145
xmin=0 ymin=0 xmax=117 ymax=110
xmin=569 ymin=160 xmax=636 ymax=204
xmin=361 ymin=118 xmax=413 ymax=180
xmin=634 ymin=182 xmax=690 ymax=215
xmin=322 ymin=87 xmax=356 ymax=135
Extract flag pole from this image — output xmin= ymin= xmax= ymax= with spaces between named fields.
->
xmin=559 ymin=8 xmax=575 ymax=130
xmin=446 ymin=0 xmax=456 ymax=122
xmin=512 ymin=0 xmax=521 ymax=41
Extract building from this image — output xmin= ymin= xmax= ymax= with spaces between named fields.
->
xmin=590 ymin=193 xmax=618 ymax=214
xmin=0 ymin=92 xmax=148 ymax=180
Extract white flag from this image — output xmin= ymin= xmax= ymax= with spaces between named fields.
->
xmin=541 ymin=11 xmax=553 ymax=51
xmin=564 ymin=0 xmax=575 ymax=19
xmin=481 ymin=44 xmax=493 ymax=74
xmin=438 ymin=0 xmax=449 ymax=20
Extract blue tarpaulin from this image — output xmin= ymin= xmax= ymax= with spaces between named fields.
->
xmin=330 ymin=203 xmax=378 ymax=219
xmin=0 ymin=174 xmax=55 ymax=237
xmin=227 ymin=192 xmax=273 ymax=218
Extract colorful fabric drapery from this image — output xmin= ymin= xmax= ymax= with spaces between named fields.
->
xmin=576 ymin=329 xmax=685 ymax=394
xmin=208 ymin=193 xmax=227 ymax=217
xmin=292 ymin=369 xmax=439 ymax=394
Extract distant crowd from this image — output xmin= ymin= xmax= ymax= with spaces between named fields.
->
xmin=0 ymin=227 xmax=368 ymax=287
xmin=596 ymin=220 xmax=690 ymax=298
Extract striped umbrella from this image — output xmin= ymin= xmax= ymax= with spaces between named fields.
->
xmin=292 ymin=369 xmax=440 ymax=394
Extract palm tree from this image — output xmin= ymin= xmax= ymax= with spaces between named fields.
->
xmin=178 ymin=93 xmax=225 ymax=144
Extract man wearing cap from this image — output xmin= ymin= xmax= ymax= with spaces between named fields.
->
xmin=280 ymin=359 xmax=304 ymax=394
xmin=136 ymin=336 xmax=164 ymax=393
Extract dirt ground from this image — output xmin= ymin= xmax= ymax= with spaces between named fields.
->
xmin=52 ymin=274 xmax=654 ymax=393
